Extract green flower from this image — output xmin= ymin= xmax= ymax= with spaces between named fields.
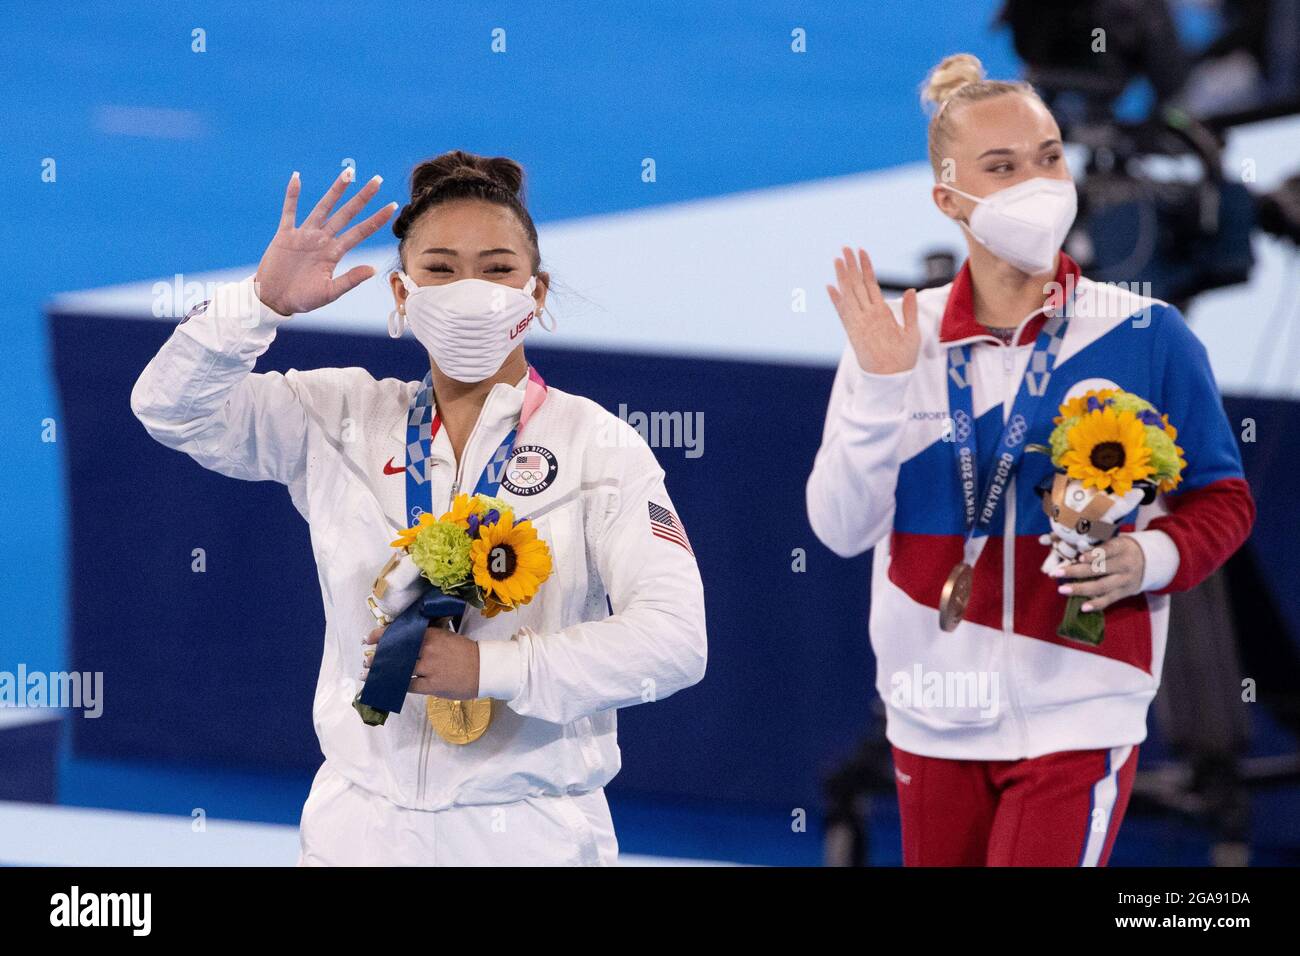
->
xmin=473 ymin=494 xmax=512 ymax=519
xmin=410 ymin=520 xmax=473 ymax=590
xmin=1144 ymin=424 xmax=1182 ymax=482
xmin=1048 ymin=418 xmax=1078 ymax=465
xmin=1107 ymin=392 xmax=1154 ymax=416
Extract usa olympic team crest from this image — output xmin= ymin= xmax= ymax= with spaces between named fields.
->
xmin=501 ymin=444 xmax=557 ymax=496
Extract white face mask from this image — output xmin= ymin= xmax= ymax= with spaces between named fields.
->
xmin=390 ymin=274 xmax=540 ymax=383
xmin=942 ymin=177 xmax=1077 ymax=275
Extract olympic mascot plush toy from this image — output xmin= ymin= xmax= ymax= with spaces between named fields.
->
xmin=1037 ymin=475 xmax=1149 ymax=577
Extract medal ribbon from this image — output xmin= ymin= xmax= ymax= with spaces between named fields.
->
xmin=360 ymin=366 xmax=547 ymax=718
xmin=946 ymin=297 xmax=1073 ymax=566
xmin=403 ymin=365 xmax=548 ymax=523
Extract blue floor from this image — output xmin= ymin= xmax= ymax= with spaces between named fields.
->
xmin=53 ymin=749 xmax=824 ymax=865
xmin=50 ymin=747 xmax=1300 ymax=866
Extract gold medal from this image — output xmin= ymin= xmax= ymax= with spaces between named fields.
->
xmin=426 ymin=695 xmax=493 ymax=745
xmin=939 ymin=562 xmax=974 ymax=632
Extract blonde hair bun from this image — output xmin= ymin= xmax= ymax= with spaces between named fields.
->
xmin=922 ymin=53 xmax=986 ymax=111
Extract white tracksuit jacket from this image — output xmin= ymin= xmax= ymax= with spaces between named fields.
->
xmin=130 ymin=277 xmax=708 ymax=832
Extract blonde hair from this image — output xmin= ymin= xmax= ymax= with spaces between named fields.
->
xmin=921 ymin=53 xmax=1040 ymax=176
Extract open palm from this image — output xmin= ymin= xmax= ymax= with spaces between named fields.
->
xmin=827 ymin=247 xmax=920 ymax=375
xmin=254 ymin=168 xmax=397 ymax=317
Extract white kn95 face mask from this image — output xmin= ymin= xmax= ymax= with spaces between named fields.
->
xmin=941 ymin=177 xmax=1077 ymax=275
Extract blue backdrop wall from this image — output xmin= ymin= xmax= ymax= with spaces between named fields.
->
xmin=50 ymin=308 xmax=1300 ymax=814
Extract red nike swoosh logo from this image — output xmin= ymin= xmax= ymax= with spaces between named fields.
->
xmin=383 ymin=457 xmax=405 ymax=475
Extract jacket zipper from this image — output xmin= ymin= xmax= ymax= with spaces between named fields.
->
xmin=416 ymin=709 xmax=431 ymax=804
xmin=997 ymin=310 xmax=1048 ymax=757
xmin=417 ymin=389 xmax=501 ymax=807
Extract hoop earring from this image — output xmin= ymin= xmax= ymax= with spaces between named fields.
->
xmin=388 ymin=307 xmax=406 ymax=339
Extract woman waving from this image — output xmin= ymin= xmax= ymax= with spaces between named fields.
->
xmin=132 ymin=152 xmax=707 ymax=866
xmin=807 ymin=54 xmax=1254 ymax=866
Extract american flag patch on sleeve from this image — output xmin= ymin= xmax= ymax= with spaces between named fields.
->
xmin=648 ymin=501 xmax=693 ymax=554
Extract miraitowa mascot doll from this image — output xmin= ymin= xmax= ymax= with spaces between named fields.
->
xmin=1030 ymin=389 xmax=1187 ymax=646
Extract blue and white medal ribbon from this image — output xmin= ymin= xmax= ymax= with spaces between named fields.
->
xmin=939 ymin=300 xmax=1072 ymax=631
xmin=402 ymin=366 xmax=547 ymax=522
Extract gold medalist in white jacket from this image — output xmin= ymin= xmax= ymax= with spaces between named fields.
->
xmin=130 ymin=276 xmax=708 ymax=863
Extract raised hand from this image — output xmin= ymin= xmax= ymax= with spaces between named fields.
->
xmin=827 ymin=247 xmax=920 ymax=375
xmin=254 ymin=168 xmax=398 ymax=317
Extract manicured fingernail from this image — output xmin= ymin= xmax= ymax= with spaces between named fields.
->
xmin=1081 ymin=603 xmax=1094 ymax=613
xmin=372 ymin=174 xmax=383 ymax=185
xmin=291 ymin=170 xmax=299 ymax=181
xmin=1050 ymin=568 xmax=1065 ymax=578
xmin=1058 ymin=585 xmax=1072 ymax=595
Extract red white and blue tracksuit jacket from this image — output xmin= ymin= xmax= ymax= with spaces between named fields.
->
xmin=807 ymin=254 xmax=1255 ymax=760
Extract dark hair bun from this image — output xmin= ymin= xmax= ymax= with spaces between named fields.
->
xmin=409 ymin=150 xmax=525 ymax=204
xmin=392 ymin=150 xmax=541 ymax=269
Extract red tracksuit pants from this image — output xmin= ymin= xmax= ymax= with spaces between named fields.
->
xmin=891 ymin=744 xmax=1139 ymax=866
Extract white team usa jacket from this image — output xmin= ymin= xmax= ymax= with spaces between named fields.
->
xmin=807 ymin=255 xmax=1254 ymax=762
xmin=131 ymin=277 xmax=708 ymax=811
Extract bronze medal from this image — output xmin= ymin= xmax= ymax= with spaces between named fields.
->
xmin=426 ymin=695 xmax=493 ymax=745
xmin=939 ymin=562 xmax=974 ymax=632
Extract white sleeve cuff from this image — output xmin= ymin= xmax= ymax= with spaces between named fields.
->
xmin=476 ymin=637 xmax=524 ymax=701
xmin=844 ymin=362 xmax=913 ymax=422
xmin=176 ymin=275 xmax=292 ymax=353
xmin=1128 ymin=529 xmax=1181 ymax=593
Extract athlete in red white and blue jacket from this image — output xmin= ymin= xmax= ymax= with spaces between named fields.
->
xmin=807 ymin=54 xmax=1255 ymax=866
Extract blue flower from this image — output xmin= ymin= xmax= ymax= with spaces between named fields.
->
xmin=1137 ymin=409 xmax=1163 ymax=428
xmin=466 ymin=509 xmax=506 ymax=539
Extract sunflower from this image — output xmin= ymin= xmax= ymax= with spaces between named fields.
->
xmin=1060 ymin=407 xmax=1154 ymax=495
xmin=479 ymin=592 xmax=514 ymax=619
xmin=391 ymin=511 xmax=438 ymax=549
xmin=470 ymin=515 xmax=553 ymax=617
xmin=1053 ymin=388 xmax=1117 ymax=425
xmin=439 ymin=493 xmax=486 ymax=530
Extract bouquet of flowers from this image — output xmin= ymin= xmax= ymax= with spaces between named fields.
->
xmin=353 ymin=493 xmax=553 ymax=729
xmin=391 ymin=492 xmax=553 ymax=617
xmin=1032 ymin=389 xmax=1186 ymax=645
